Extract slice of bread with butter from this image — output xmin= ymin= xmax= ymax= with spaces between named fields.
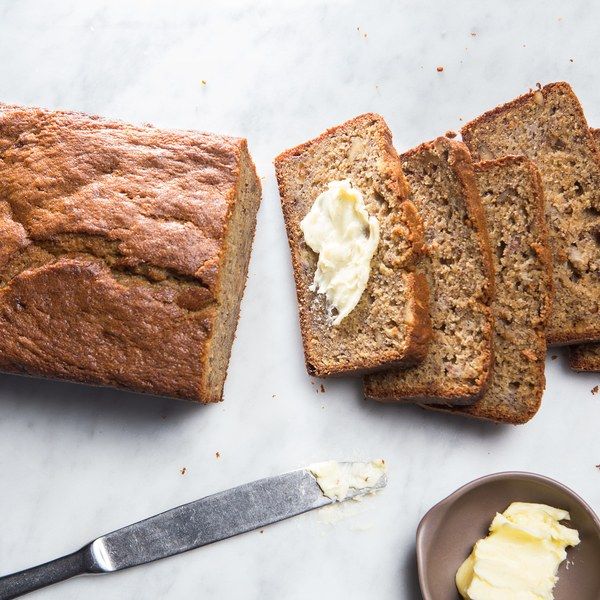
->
xmin=275 ymin=113 xmax=432 ymax=377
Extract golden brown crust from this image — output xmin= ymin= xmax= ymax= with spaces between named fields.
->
xmin=364 ymin=137 xmax=494 ymax=404
xmin=275 ymin=113 xmax=431 ymax=377
xmin=0 ymin=103 xmax=261 ymax=402
xmin=461 ymin=82 xmax=600 ymax=345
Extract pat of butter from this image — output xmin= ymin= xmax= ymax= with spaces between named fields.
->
xmin=300 ymin=180 xmax=379 ymax=326
xmin=308 ymin=459 xmax=386 ymax=502
xmin=456 ymin=502 xmax=580 ymax=600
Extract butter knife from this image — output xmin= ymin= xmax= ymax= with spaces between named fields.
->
xmin=0 ymin=462 xmax=386 ymax=599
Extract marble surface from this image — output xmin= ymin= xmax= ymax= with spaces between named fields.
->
xmin=0 ymin=1 xmax=599 ymax=598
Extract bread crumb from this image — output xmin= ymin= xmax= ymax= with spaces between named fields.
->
xmin=596 ymin=464 xmax=600 ymax=470
xmin=272 ymin=394 xmax=276 ymax=398
xmin=215 ymin=451 xmax=221 ymax=459
xmin=551 ymin=355 xmax=558 ymax=360
xmin=180 ymin=467 xmax=187 ymax=475
xmin=320 ymin=384 xmax=325 ymax=393
xmin=436 ymin=66 xmax=444 ymax=72
xmin=445 ymin=130 xmax=458 ymax=139
xmin=592 ymin=385 xmax=599 ymax=395
xmin=470 ymin=32 xmax=477 ymax=37
xmin=201 ymin=80 xmax=207 ymax=86
xmin=260 ymin=529 xmax=264 ymax=533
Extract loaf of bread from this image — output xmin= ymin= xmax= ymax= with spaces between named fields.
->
xmin=364 ymin=138 xmax=494 ymax=404
xmin=275 ymin=114 xmax=431 ymax=377
xmin=435 ymin=157 xmax=553 ymax=424
xmin=569 ymin=128 xmax=600 ymax=371
xmin=461 ymin=82 xmax=600 ymax=346
xmin=0 ymin=103 xmax=261 ymax=402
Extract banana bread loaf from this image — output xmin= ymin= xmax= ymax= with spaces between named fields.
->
xmin=364 ymin=137 xmax=494 ymax=404
xmin=461 ymin=82 xmax=600 ymax=346
xmin=434 ymin=157 xmax=553 ymax=423
xmin=0 ymin=103 xmax=261 ymax=402
xmin=275 ymin=114 xmax=431 ymax=377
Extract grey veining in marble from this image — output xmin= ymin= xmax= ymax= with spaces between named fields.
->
xmin=0 ymin=1 xmax=599 ymax=599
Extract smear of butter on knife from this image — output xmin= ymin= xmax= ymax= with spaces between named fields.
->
xmin=308 ymin=460 xmax=387 ymax=502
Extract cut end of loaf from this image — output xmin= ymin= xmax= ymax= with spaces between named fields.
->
xmin=201 ymin=144 xmax=262 ymax=402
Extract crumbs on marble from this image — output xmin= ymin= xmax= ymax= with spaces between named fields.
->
xmin=180 ymin=467 xmax=187 ymax=476
xmin=201 ymin=80 xmax=207 ymax=86
xmin=569 ymin=58 xmax=574 ymax=63
xmin=356 ymin=26 xmax=367 ymax=39
xmin=592 ymin=385 xmax=599 ymax=396
xmin=470 ymin=31 xmax=477 ymax=37
xmin=596 ymin=464 xmax=600 ymax=471
xmin=215 ymin=451 xmax=221 ymax=459
xmin=436 ymin=66 xmax=444 ymax=72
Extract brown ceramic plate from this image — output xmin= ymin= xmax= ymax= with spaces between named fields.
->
xmin=416 ymin=472 xmax=600 ymax=600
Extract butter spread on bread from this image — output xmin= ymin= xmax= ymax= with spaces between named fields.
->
xmin=300 ymin=180 xmax=379 ymax=325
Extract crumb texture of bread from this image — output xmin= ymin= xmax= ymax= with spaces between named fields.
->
xmin=461 ymin=82 xmax=600 ymax=345
xmin=437 ymin=157 xmax=553 ymax=424
xmin=364 ymin=138 xmax=493 ymax=403
xmin=275 ymin=113 xmax=431 ymax=377
xmin=568 ymin=128 xmax=600 ymax=371
xmin=0 ymin=104 xmax=261 ymax=402
xmin=569 ymin=343 xmax=600 ymax=372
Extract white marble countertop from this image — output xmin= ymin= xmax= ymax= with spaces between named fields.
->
xmin=0 ymin=1 xmax=599 ymax=598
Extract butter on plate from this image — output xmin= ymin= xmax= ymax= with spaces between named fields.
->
xmin=456 ymin=502 xmax=580 ymax=600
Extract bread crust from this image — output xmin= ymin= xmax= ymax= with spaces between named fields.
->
xmin=0 ymin=103 xmax=261 ymax=402
xmin=275 ymin=113 xmax=431 ymax=377
xmin=461 ymin=82 xmax=600 ymax=346
xmin=364 ymin=137 xmax=495 ymax=404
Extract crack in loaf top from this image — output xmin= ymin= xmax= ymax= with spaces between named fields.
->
xmin=0 ymin=103 xmax=246 ymax=292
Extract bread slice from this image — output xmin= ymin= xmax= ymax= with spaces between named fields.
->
xmin=435 ymin=157 xmax=553 ymax=424
xmin=461 ymin=82 xmax=600 ymax=346
xmin=364 ymin=137 xmax=494 ymax=404
xmin=569 ymin=128 xmax=600 ymax=371
xmin=274 ymin=114 xmax=431 ymax=377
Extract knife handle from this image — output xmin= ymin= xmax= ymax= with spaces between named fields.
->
xmin=0 ymin=550 xmax=88 ymax=600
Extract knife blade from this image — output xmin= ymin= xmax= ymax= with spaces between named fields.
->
xmin=0 ymin=462 xmax=386 ymax=600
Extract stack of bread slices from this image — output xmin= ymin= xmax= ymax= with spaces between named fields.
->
xmin=275 ymin=82 xmax=599 ymax=425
